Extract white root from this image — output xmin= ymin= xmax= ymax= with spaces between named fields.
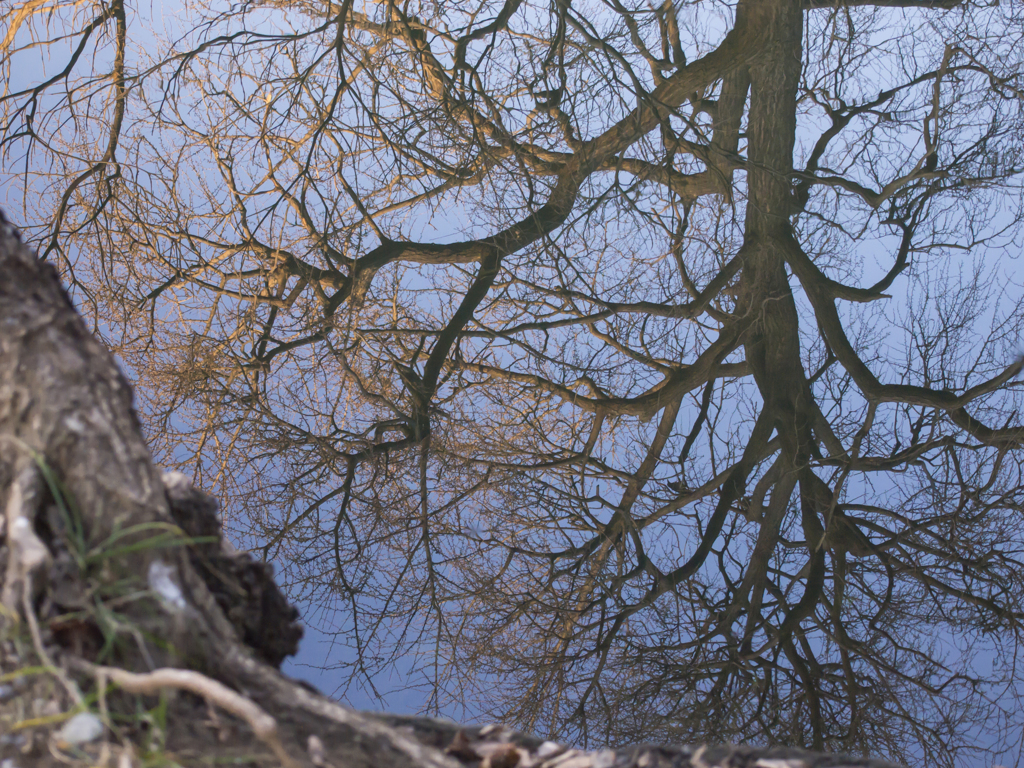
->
xmin=83 ymin=664 xmax=300 ymax=768
xmin=1 ymin=458 xmax=50 ymax=612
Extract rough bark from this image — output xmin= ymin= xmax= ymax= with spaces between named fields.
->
xmin=0 ymin=210 xmax=905 ymax=768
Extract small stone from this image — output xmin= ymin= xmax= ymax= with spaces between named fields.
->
xmin=481 ymin=745 xmax=521 ymax=768
xmin=555 ymin=758 xmax=592 ymax=768
xmin=536 ymin=742 xmax=564 ymax=759
xmin=55 ymin=712 xmax=104 ymax=746
xmin=446 ymin=731 xmax=480 ymax=760
xmin=546 ymin=753 xmax=591 ymax=768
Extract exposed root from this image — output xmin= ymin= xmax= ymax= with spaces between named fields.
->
xmin=1 ymin=452 xmax=86 ymax=710
xmin=22 ymin=576 xmax=85 ymax=709
xmin=2 ymin=456 xmax=50 ymax=611
xmin=78 ymin=663 xmax=301 ymax=768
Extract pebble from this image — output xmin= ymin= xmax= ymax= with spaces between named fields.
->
xmin=55 ymin=712 xmax=104 ymax=746
xmin=537 ymin=742 xmax=565 ymax=759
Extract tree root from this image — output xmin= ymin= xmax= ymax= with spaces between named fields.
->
xmin=74 ymin=662 xmax=300 ymax=768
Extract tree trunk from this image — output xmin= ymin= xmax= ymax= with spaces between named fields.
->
xmin=0 ymin=210 xmax=899 ymax=768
